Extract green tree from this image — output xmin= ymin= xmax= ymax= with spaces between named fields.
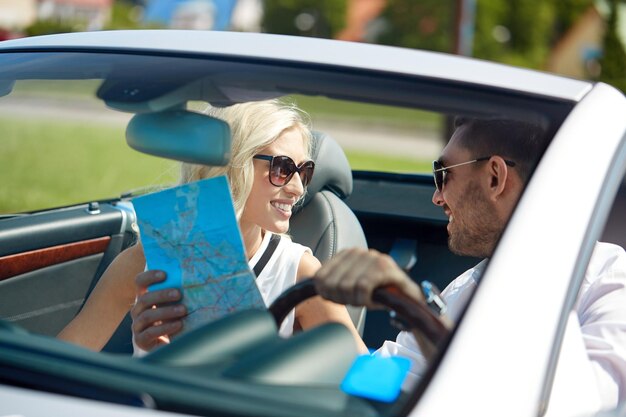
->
xmin=473 ymin=0 xmax=557 ymax=69
xmin=104 ymin=1 xmax=141 ymax=30
xmin=375 ymin=0 xmax=453 ymax=52
xmin=552 ymin=0 xmax=594 ymax=43
xmin=25 ymin=20 xmax=77 ymax=36
xmin=104 ymin=1 xmax=163 ymax=30
xmin=598 ymin=0 xmax=626 ymax=93
xmin=374 ymin=0 xmax=593 ymax=70
xmin=262 ymin=0 xmax=346 ymax=38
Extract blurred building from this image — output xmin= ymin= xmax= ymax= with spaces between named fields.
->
xmin=0 ymin=0 xmax=37 ymax=38
xmin=0 ymin=0 xmax=37 ymax=29
xmin=336 ymin=0 xmax=386 ymax=42
xmin=547 ymin=0 xmax=626 ymax=79
xmin=38 ymin=0 xmax=113 ymax=30
xmin=143 ymin=0 xmax=261 ymax=31
xmin=0 ymin=0 xmax=262 ymax=39
xmin=0 ymin=0 xmax=113 ymax=37
xmin=230 ymin=0 xmax=262 ymax=32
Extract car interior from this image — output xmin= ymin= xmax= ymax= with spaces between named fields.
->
xmin=0 ymin=98 xmax=435 ymax=417
xmin=1 ymin=47 xmax=625 ymax=417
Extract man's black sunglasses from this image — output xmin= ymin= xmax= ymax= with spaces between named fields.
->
xmin=253 ymin=154 xmax=315 ymax=187
xmin=432 ymin=156 xmax=516 ymax=192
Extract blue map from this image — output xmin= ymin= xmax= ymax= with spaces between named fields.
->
xmin=132 ymin=176 xmax=265 ymax=332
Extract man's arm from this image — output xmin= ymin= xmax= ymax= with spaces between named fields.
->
xmin=313 ymin=248 xmax=451 ymax=360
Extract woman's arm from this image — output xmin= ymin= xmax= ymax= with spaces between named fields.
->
xmin=57 ymin=243 xmax=146 ymax=351
xmin=294 ymin=252 xmax=369 ymax=354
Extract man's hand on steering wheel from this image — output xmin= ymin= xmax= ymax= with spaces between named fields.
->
xmin=313 ymin=248 xmax=425 ymax=308
xmin=312 ymin=248 xmax=452 ymax=359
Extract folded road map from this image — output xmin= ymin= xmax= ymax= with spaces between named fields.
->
xmin=132 ymin=176 xmax=265 ymax=334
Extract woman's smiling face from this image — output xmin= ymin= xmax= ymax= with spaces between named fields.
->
xmin=240 ymin=127 xmax=309 ymax=235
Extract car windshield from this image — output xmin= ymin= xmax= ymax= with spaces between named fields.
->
xmin=1 ymin=51 xmax=444 ymax=215
xmin=1 ymin=37 xmax=625 ymax=417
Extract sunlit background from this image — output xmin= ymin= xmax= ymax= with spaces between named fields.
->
xmin=0 ymin=0 xmax=624 ymax=213
xmin=1 ymin=0 xmax=623 ymax=88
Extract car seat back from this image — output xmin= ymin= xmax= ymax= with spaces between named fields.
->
xmin=289 ymin=131 xmax=368 ymax=334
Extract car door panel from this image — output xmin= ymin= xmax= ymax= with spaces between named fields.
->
xmin=0 ymin=202 xmax=136 ymax=352
xmin=0 ymin=254 xmax=103 ymax=335
xmin=0 ymin=236 xmax=111 ymax=280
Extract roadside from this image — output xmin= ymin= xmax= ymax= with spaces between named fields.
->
xmin=1 ymin=95 xmax=443 ymax=160
xmin=314 ymin=118 xmax=442 ymax=160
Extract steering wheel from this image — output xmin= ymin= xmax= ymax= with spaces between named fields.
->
xmin=269 ymin=278 xmax=449 ymax=348
xmin=268 ymin=278 xmax=451 ymax=414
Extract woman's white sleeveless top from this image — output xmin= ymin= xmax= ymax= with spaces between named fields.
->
xmin=249 ymin=232 xmax=311 ymax=337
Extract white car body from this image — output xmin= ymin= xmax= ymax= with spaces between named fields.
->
xmin=0 ymin=30 xmax=625 ymax=417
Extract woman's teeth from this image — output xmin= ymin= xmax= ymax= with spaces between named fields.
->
xmin=272 ymin=202 xmax=292 ymax=212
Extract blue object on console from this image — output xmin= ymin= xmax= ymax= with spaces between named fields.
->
xmin=340 ymin=354 xmax=411 ymax=403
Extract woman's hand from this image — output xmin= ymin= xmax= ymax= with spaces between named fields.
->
xmin=131 ymin=270 xmax=187 ymax=352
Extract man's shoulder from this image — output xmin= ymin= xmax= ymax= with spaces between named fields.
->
xmin=442 ymin=260 xmax=486 ymax=295
xmin=586 ymin=241 xmax=626 ymax=280
xmin=591 ymin=241 xmax=626 ymax=262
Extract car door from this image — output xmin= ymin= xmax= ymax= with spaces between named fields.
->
xmin=0 ymin=202 xmax=137 ymax=353
xmin=412 ymin=83 xmax=626 ymax=416
xmin=0 ymin=65 xmax=177 ymax=353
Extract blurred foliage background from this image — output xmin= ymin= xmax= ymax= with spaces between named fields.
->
xmin=262 ymin=0 xmax=625 ymax=92
xmin=16 ymin=0 xmax=625 ymax=91
xmin=600 ymin=0 xmax=626 ymax=91
xmin=1 ymin=0 xmax=624 ymax=212
xmin=263 ymin=0 xmax=346 ymax=38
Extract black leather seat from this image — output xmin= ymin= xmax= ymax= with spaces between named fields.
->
xmin=289 ymin=131 xmax=368 ymax=334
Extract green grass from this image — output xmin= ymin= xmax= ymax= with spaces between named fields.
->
xmin=290 ymin=94 xmax=442 ymax=130
xmin=1 ymin=117 xmax=431 ymax=215
xmin=345 ymin=150 xmax=431 ymax=173
xmin=0 ymin=117 xmax=178 ymax=214
xmin=12 ymin=79 xmax=102 ymax=98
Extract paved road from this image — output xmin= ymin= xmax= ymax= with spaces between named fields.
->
xmin=1 ymin=95 xmax=443 ymax=160
xmin=314 ymin=118 xmax=442 ymax=160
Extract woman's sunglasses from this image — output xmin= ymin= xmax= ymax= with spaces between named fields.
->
xmin=253 ymin=154 xmax=315 ymax=187
xmin=432 ymin=156 xmax=516 ymax=192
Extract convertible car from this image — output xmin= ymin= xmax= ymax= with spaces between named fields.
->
xmin=0 ymin=31 xmax=625 ymax=417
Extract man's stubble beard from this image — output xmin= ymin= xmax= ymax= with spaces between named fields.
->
xmin=447 ymin=181 xmax=503 ymax=259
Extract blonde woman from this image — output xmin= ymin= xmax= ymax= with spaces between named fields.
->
xmin=58 ymin=100 xmax=367 ymax=354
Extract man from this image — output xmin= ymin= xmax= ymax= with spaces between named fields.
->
xmin=314 ymin=117 xmax=626 ymax=411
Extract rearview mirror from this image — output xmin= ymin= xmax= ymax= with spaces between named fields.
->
xmin=126 ymin=109 xmax=231 ymax=166
xmin=0 ymin=80 xmax=14 ymax=98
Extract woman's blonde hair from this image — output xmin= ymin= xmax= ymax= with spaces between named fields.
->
xmin=180 ymin=99 xmax=312 ymax=219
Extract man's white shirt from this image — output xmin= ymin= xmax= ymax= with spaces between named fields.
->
xmin=376 ymin=242 xmax=626 ymax=412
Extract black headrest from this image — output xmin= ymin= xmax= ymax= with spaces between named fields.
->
xmin=299 ymin=131 xmax=353 ymax=208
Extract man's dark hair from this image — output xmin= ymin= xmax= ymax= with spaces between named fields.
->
xmin=453 ymin=117 xmax=550 ymax=184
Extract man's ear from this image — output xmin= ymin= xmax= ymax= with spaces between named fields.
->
xmin=486 ymin=156 xmax=509 ymax=200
